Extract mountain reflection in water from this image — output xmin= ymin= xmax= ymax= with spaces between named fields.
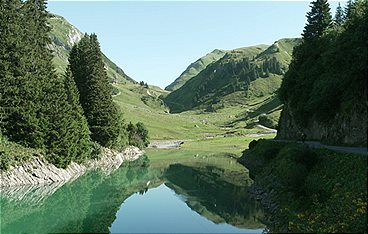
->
xmin=0 ymin=156 xmax=264 ymax=233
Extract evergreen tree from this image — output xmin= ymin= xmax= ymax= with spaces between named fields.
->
xmin=62 ymin=68 xmax=93 ymax=162
xmin=265 ymin=68 xmax=270 ymax=77
xmin=69 ymin=34 xmax=122 ymax=147
xmin=334 ymin=2 xmax=345 ymax=25
xmin=0 ymin=0 xmax=45 ymax=147
xmin=44 ymin=69 xmax=93 ymax=168
xmin=302 ymin=0 xmax=332 ymax=41
xmin=280 ymin=0 xmax=367 ymax=126
xmin=344 ymin=0 xmax=354 ymax=20
xmin=0 ymin=0 xmax=94 ymax=167
xmin=127 ymin=122 xmax=149 ymax=149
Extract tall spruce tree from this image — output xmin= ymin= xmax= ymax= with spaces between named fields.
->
xmin=302 ymin=0 xmax=332 ymax=41
xmin=1 ymin=0 xmax=94 ymax=167
xmin=44 ymin=69 xmax=93 ymax=168
xmin=69 ymin=34 xmax=122 ymax=147
xmin=344 ymin=0 xmax=354 ymax=20
xmin=334 ymin=2 xmax=345 ymax=25
xmin=63 ymin=68 xmax=93 ymax=163
xmin=0 ymin=0 xmax=45 ymax=147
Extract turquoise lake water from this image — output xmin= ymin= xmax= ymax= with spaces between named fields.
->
xmin=0 ymin=156 xmax=265 ymax=233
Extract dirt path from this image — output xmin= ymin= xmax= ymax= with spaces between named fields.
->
xmin=272 ymin=139 xmax=367 ymax=155
xmin=256 ymin=124 xmax=277 ymax=132
xmin=244 ymin=124 xmax=277 ymax=137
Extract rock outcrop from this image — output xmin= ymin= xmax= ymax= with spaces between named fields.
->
xmin=0 ymin=146 xmax=144 ymax=187
xmin=277 ymin=103 xmax=367 ymax=146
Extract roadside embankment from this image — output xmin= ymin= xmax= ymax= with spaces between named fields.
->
xmin=238 ymin=139 xmax=367 ymax=233
xmin=0 ymin=146 xmax=144 ymax=187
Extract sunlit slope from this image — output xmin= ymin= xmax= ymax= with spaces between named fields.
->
xmin=165 ymin=49 xmax=227 ymax=91
xmin=112 ymin=83 xmax=226 ymax=140
xmin=48 ymin=14 xmax=134 ymax=83
xmin=163 ymin=39 xmax=301 ymax=128
xmin=164 ymin=40 xmax=301 ymax=114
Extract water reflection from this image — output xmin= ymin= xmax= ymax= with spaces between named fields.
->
xmin=0 ymin=157 xmax=264 ymax=233
xmin=165 ymin=164 xmax=264 ymax=229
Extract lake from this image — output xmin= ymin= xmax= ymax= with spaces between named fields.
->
xmin=0 ymin=153 xmax=265 ymax=233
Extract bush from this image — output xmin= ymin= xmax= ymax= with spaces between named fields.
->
xmin=240 ymin=140 xmax=367 ymax=233
xmin=0 ymin=139 xmax=42 ymax=171
xmin=274 ymin=150 xmax=308 ymax=192
xmin=127 ymin=122 xmax=150 ymax=149
xmin=258 ymin=115 xmax=276 ymax=129
xmin=248 ymin=139 xmax=259 ymax=149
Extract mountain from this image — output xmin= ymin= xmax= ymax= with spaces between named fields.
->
xmin=48 ymin=14 xmax=135 ymax=84
xmin=164 ymin=39 xmax=301 ymax=114
xmin=256 ymin=38 xmax=300 ymax=65
xmin=165 ymin=164 xmax=264 ymax=229
xmin=48 ymin=14 xmax=174 ymax=132
xmin=165 ymin=49 xmax=227 ymax=91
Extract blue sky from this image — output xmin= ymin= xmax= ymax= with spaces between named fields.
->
xmin=47 ymin=1 xmax=340 ymax=88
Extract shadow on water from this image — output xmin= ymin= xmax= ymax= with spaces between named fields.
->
xmin=164 ymin=164 xmax=264 ymax=229
xmin=0 ymin=156 xmax=264 ymax=233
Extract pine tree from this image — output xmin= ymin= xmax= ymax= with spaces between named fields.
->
xmin=43 ymin=69 xmax=93 ymax=168
xmin=1 ymin=0 xmax=93 ymax=167
xmin=69 ymin=34 xmax=122 ymax=147
xmin=302 ymin=0 xmax=332 ymax=41
xmin=127 ymin=122 xmax=149 ymax=149
xmin=344 ymin=0 xmax=354 ymax=20
xmin=136 ymin=122 xmax=149 ymax=147
xmin=0 ymin=0 xmax=46 ymax=147
xmin=63 ymin=67 xmax=93 ymax=162
xmin=334 ymin=2 xmax=345 ymax=25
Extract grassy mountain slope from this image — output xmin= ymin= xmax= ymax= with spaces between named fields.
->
xmin=164 ymin=39 xmax=301 ymax=129
xmin=47 ymin=13 xmax=233 ymax=140
xmin=164 ymin=40 xmax=300 ymax=114
xmin=165 ymin=49 xmax=227 ymax=91
xmin=46 ymin=13 xmax=291 ymax=139
xmin=256 ymin=38 xmax=301 ymax=65
xmin=48 ymin=14 xmax=135 ymax=84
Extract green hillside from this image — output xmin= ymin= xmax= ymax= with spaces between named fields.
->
xmin=256 ymin=38 xmax=301 ymax=65
xmin=48 ymin=14 xmax=135 ymax=84
xmin=165 ymin=49 xmax=227 ymax=91
xmin=164 ymin=40 xmax=300 ymax=114
xmin=47 ymin=13 xmax=228 ymax=140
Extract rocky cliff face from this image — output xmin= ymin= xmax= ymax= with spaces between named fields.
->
xmin=277 ymin=103 xmax=367 ymax=146
xmin=0 ymin=146 xmax=144 ymax=187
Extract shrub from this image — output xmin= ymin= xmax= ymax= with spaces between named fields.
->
xmin=248 ymin=139 xmax=259 ymax=149
xmin=127 ymin=122 xmax=150 ymax=149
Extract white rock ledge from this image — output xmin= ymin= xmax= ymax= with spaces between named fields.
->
xmin=0 ymin=146 xmax=144 ymax=187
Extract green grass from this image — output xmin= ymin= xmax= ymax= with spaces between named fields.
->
xmin=165 ymin=49 xmax=227 ymax=91
xmin=256 ymin=38 xmax=302 ymax=66
xmin=113 ymin=82 xmax=229 ymax=140
xmin=240 ymin=140 xmax=367 ymax=233
xmin=164 ymin=39 xmax=298 ymax=114
xmin=114 ymin=82 xmax=279 ymax=140
xmin=0 ymin=138 xmax=43 ymax=170
xmin=146 ymin=135 xmax=275 ymax=169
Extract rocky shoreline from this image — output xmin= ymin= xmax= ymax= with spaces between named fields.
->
xmin=0 ymin=146 xmax=144 ymax=187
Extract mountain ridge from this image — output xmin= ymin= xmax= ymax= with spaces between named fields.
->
xmin=48 ymin=14 xmax=135 ymax=84
xmin=165 ymin=49 xmax=227 ymax=91
xmin=164 ymin=39 xmax=300 ymax=114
